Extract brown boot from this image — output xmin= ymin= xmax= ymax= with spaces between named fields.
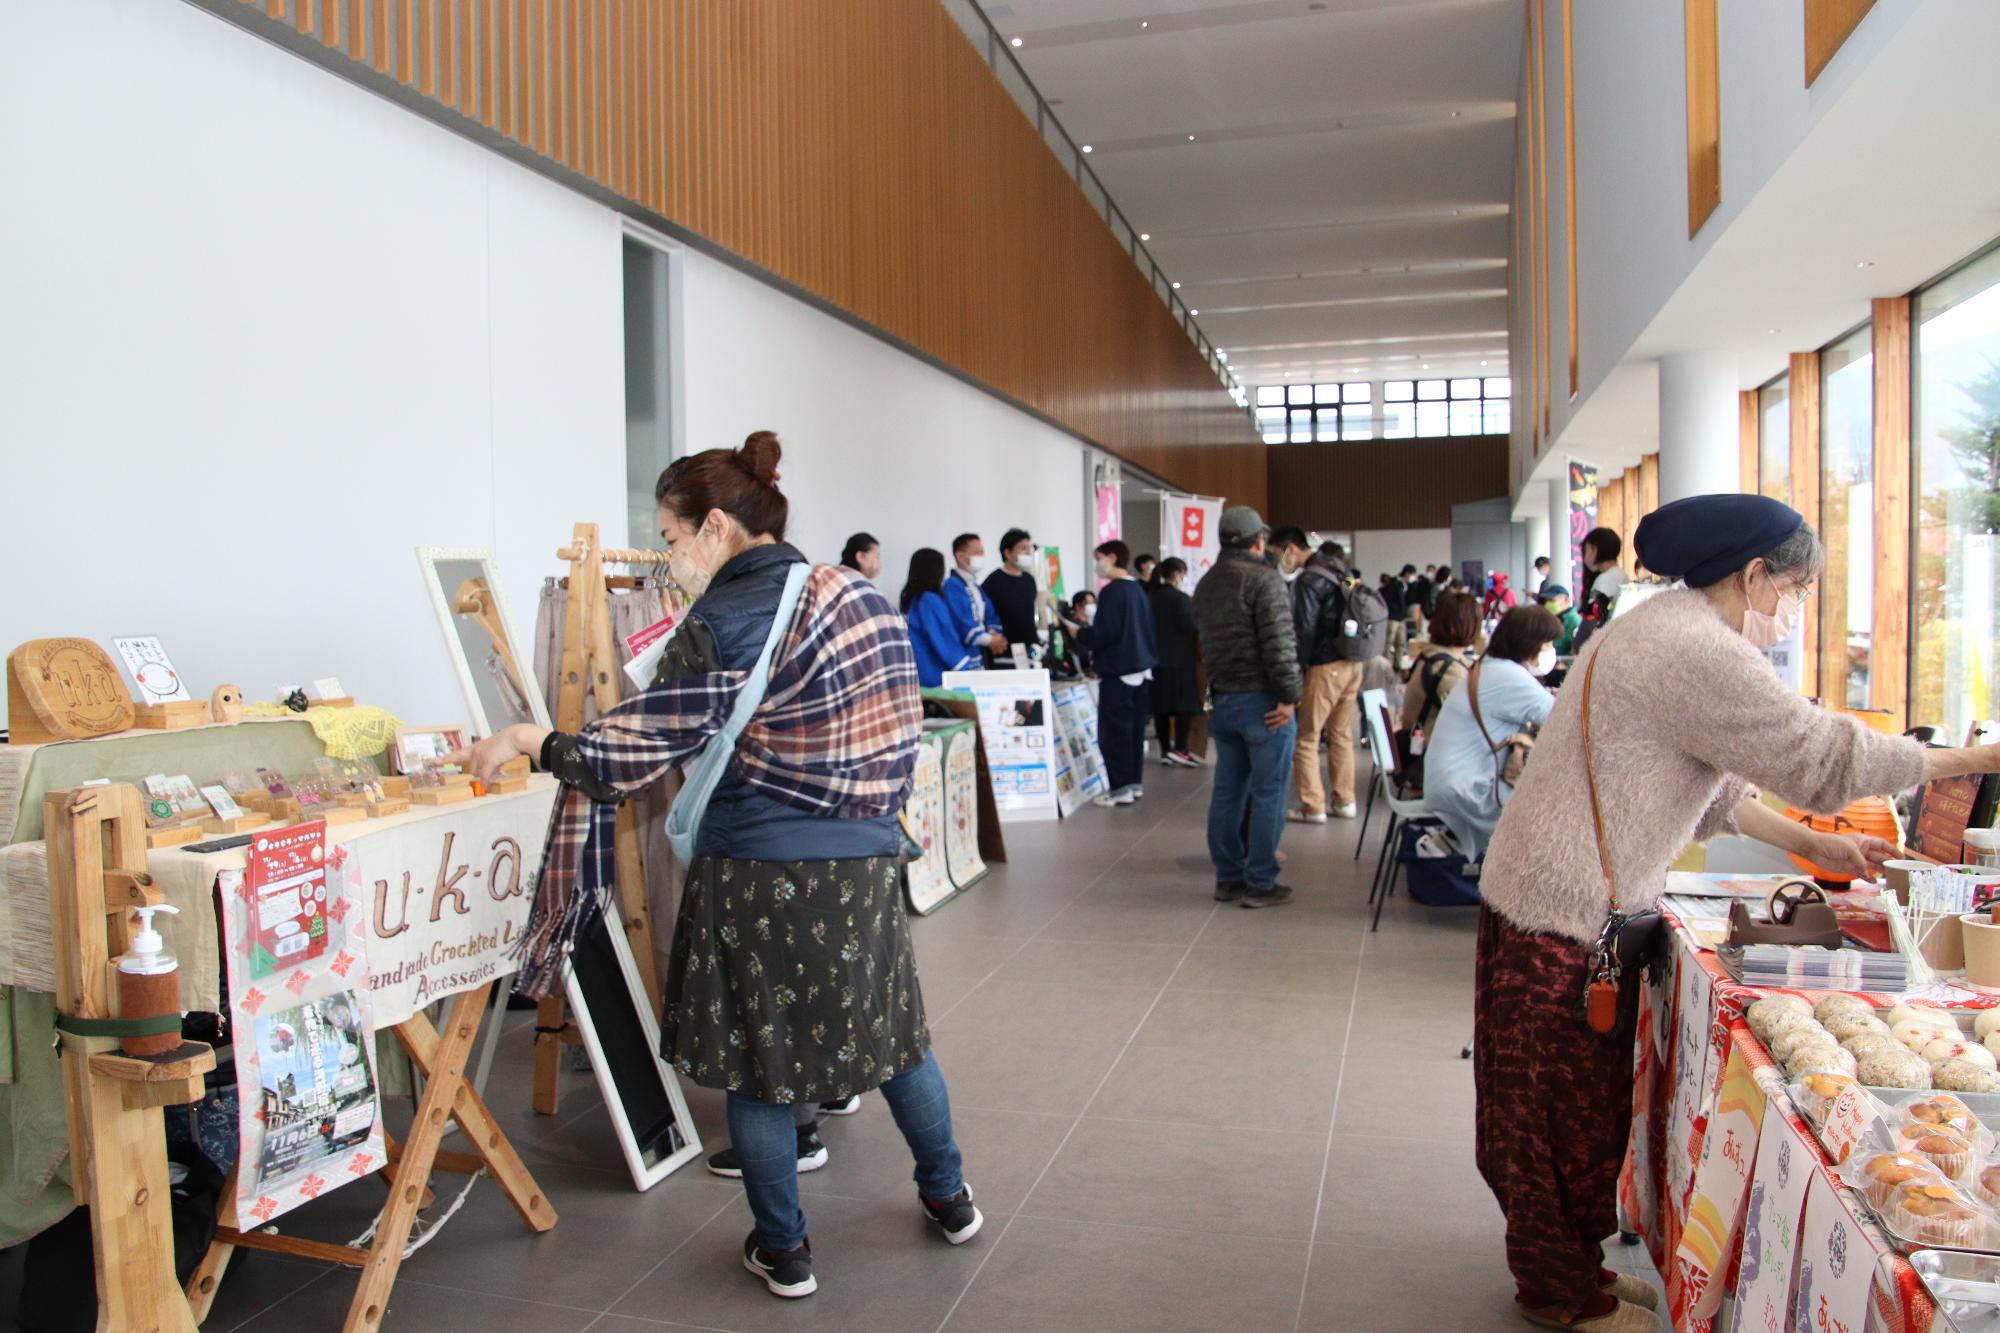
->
xmin=1519 ymin=1297 xmax=1664 ymax=1332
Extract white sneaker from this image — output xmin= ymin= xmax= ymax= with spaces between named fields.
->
xmin=1131 ymin=786 xmax=1144 ymax=800
xmin=1093 ymin=789 xmax=1136 ymax=808
xmin=1329 ymin=803 xmax=1359 ymax=819
xmin=1287 ymin=807 xmax=1327 ymax=825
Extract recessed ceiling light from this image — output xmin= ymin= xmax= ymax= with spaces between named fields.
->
xmin=1081 ymin=144 xmax=1093 ymax=153
xmin=1450 ymin=110 xmax=1461 ymax=118
xmin=1422 ymin=363 xmax=1431 ymax=370
xmin=1010 ymin=35 xmax=1023 ymax=47
xmin=1857 ymin=260 xmax=1874 ymax=269
xmin=1284 ymin=371 xmax=1292 ymax=377
xmin=1140 ymin=19 xmax=1149 ymax=27
xmin=1139 ymin=232 xmax=1151 ymax=241
xmin=1480 ymin=360 xmax=1488 ymax=366
xmin=1190 ymin=308 xmax=1200 ymax=315
xmin=1171 ymin=281 xmax=1182 ymax=289
xmin=1768 ymin=327 xmax=1781 ymax=335
xmin=1187 ymin=134 xmax=1196 ymax=142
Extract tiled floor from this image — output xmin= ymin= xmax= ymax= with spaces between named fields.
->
xmin=2 ymin=750 xmax=1664 ymax=1331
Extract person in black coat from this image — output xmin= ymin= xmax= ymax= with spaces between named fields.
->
xmin=1146 ymin=558 xmax=1202 ymax=767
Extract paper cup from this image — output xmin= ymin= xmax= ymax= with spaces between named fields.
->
xmin=1962 ymin=913 xmax=2000 ymax=987
xmin=1885 ymin=859 xmax=1931 ymax=905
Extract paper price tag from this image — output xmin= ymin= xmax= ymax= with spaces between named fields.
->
xmin=201 ymin=784 xmax=244 ymax=820
xmin=622 ymin=614 xmax=679 ymax=690
xmin=1819 ymin=1084 xmax=1882 ymax=1165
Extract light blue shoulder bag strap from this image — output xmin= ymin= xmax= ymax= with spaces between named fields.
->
xmin=664 ymin=561 xmax=811 ymax=863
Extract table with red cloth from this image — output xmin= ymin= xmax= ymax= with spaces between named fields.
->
xmin=1621 ymin=910 xmax=2000 ymax=1332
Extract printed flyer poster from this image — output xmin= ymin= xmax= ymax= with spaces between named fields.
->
xmin=252 ymin=992 xmax=379 ymax=1191
xmin=1051 ymin=682 xmax=1109 ymax=816
xmin=245 ymin=821 xmax=330 ymax=978
xmin=941 ymin=725 xmax=988 ymax=890
xmin=942 ymin=669 xmax=1059 ymax=821
xmin=902 ymin=731 xmax=951 ymax=915
xmin=222 ymin=834 xmax=386 ymax=1226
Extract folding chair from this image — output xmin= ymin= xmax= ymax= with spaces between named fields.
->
xmin=1358 ymin=690 xmax=1439 ymax=931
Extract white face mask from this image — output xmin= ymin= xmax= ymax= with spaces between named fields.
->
xmin=1013 ymin=551 xmax=1035 ymax=572
xmin=1095 ymin=560 xmax=1115 ymax=581
xmin=965 ymin=554 xmax=987 ymax=576
xmin=1079 ymin=603 xmax=1096 ymax=622
xmin=1742 ymin=574 xmax=1804 ymax=649
xmin=1280 ymin=567 xmax=1301 ymax=584
xmin=666 ymin=516 xmax=727 ymax=599
xmin=1531 ymin=645 xmax=1558 ymax=678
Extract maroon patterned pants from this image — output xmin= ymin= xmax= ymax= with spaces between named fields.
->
xmin=1474 ymin=906 xmax=1640 ymax=1308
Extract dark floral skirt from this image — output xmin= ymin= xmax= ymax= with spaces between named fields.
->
xmin=660 ymin=854 xmax=930 ymax=1104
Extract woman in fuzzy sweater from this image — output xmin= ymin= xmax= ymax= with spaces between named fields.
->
xmin=1475 ymin=495 xmax=2000 ymax=1333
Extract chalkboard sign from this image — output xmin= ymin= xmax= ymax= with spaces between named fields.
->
xmin=563 ymin=908 xmax=703 ymax=1189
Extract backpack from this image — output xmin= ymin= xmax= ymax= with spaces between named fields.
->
xmin=1306 ymin=568 xmax=1389 ymax=662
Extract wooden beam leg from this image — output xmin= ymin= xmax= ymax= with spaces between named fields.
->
xmin=185 ymin=1170 xmax=239 ymax=1322
xmin=532 ymin=996 xmax=565 ymax=1116
xmin=400 ymin=1010 xmax=558 ymax=1232
xmin=612 ymin=801 xmax=663 ymax=1014
xmin=341 ymin=984 xmax=488 ymax=1332
xmin=380 ymin=1131 xmax=436 ymax=1211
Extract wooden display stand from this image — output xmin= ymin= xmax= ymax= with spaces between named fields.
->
xmin=45 ymin=784 xmax=214 ymax=1331
xmin=8 ymin=638 xmax=135 ymax=744
xmin=132 ymin=700 xmax=210 ymax=731
xmin=532 ymin=523 xmax=668 ymax=1116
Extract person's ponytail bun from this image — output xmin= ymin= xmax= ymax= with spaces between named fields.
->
xmin=739 ymin=431 xmax=783 ymax=485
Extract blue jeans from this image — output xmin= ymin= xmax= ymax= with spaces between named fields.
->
xmin=727 ymin=1048 xmax=963 ymax=1251
xmin=1206 ymin=691 xmax=1298 ymax=891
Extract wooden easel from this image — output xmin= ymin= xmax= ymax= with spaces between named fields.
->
xmin=531 ymin=521 xmax=671 ymax=1115
xmin=46 ymin=783 xmax=214 ymax=1332
xmin=185 ymin=975 xmax=556 ymax=1329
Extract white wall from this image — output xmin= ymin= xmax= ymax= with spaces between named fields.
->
xmin=0 ymin=0 xmax=1095 ymax=730
xmin=0 ymin=0 xmax=622 ymax=730
xmin=1349 ymin=530 xmax=1452 ymax=581
xmin=674 ymin=247 xmax=1089 ymax=599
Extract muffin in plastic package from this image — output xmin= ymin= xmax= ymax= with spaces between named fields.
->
xmin=1887 ymin=1180 xmax=1990 ymax=1248
xmin=1904 ymin=1094 xmax=1981 ymax=1136
xmin=1857 ymin=1152 xmax=1948 ymax=1210
xmin=1976 ymin=1163 xmax=2000 ymax=1211
xmin=1798 ymin=1071 xmax=1859 ymax=1125
xmin=1897 ymin=1123 xmax=1978 ymax=1180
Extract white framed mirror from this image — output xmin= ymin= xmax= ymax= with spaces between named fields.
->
xmin=416 ymin=547 xmax=549 ymax=736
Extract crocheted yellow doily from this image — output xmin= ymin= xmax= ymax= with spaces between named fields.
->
xmin=244 ymin=703 xmax=406 ymax=761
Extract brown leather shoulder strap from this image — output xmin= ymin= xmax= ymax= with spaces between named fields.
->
xmin=1580 ymin=645 xmax=1619 ymax=913
xmin=1467 ymin=658 xmax=1499 ymax=754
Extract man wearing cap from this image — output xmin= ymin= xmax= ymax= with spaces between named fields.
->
xmin=1191 ymin=505 xmax=1304 ymax=907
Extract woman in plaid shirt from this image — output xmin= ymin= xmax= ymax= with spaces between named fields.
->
xmin=468 ymin=433 xmax=980 ymax=1299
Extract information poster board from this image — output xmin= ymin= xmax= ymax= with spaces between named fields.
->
xmin=902 ymin=729 xmax=951 ymax=914
xmin=220 ymin=823 xmax=385 ymax=1226
xmin=941 ymin=725 xmax=988 ymax=890
xmin=1051 ymin=682 xmax=1109 ymax=817
xmin=1567 ymin=459 xmax=1600 ymax=595
xmin=1160 ymin=495 xmax=1223 ymax=590
xmin=942 ymin=669 xmax=1060 ymax=822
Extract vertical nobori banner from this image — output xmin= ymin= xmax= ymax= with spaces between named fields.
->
xmin=1160 ymin=494 xmax=1223 ymax=590
xmin=1567 ymin=459 xmax=1600 ymax=593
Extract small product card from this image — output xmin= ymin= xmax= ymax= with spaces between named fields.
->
xmin=165 ymin=775 xmax=205 ymax=815
xmin=201 ymin=785 xmax=245 ymax=820
xmin=244 ymin=822 xmax=330 ymax=977
xmin=1818 ymin=1083 xmax=1883 ymax=1165
xmin=309 ymin=677 xmax=345 ymax=701
xmin=112 ymin=636 xmax=193 ymax=704
xmin=622 ymin=614 xmax=679 ymax=690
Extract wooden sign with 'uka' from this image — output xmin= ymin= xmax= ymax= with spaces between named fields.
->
xmin=7 ymin=639 xmax=135 ymax=744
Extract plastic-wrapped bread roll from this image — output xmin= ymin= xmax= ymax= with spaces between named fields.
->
xmin=1933 ymin=1058 xmax=2000 ymax=1094
xmin=1857 ymin=1047 xmax=1933 ymax=1090
xmin=1974 ymin=1008 xmax=2000 ymax=1041
xmin=1888 ymin=1002 xmax=1958 ymax=1033
xmin=1747 ymin=996 xmax=1816 ymax=1044
xmin=1815 ymin=994 xmax=1876 ymax=1025
xmin=1769 ymin=1023 xmax=1838 ymax=1064
xmin=1784 ymin=1042 xmax=1857 ymax=1079
xmin=1923 ymin=1038 xmax=1999 ymax=1073
xmin=1824 ymin=1011 xmax=1892 ymax=1043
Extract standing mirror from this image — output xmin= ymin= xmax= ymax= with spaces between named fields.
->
xmin=417 ymin=548 xmax=549 ymax=736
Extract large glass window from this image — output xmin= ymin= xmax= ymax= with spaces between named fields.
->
xmin=1251 ymin=377 xmax=1507 ymax=440
xmin=1913 ymin=245 xmax=2000 ymax=739
xmin=1819 ymin=326 xmax=1874 ymax=709
xmin=1757 ymin=374 xmax=1790 ymax=504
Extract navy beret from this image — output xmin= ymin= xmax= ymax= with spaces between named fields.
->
xmin=1634 ymin=494 xmax=1805 ymax=588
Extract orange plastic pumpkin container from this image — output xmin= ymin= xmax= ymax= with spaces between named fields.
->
xmin=1782 ymin=795 xmax=1904 ymax=883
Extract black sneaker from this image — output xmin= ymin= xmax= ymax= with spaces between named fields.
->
xmin=743 ymin=1231 xmax=817 ymax=1298
xmin=921 ymin=1184 xmax=984 ymax=1245
xmin=1241 ymin=883 xmax=1295 ymax=909
xmin=1214 ymin=880 xmax=1248 ymax=903
xmin=818 ymin=1094 xmax=862 ymax=1116
xmin=707 ymin=1127 xmax=829 ymax=1179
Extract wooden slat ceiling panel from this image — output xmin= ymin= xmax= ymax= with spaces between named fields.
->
xmin=226 ymin=0 xmax=1262 ymax=507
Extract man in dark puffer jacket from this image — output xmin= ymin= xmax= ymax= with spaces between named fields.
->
xmin=1192 ymin=507 xmax=1303 ymax=908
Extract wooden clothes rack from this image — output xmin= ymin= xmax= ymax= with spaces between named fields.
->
xmin=532 ymin=521 xmax=673 ymax=1116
